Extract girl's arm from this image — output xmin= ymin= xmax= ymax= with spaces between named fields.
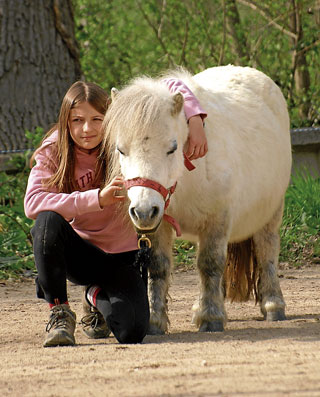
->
xmin=163 ymin=78 xmax=208 ymax=160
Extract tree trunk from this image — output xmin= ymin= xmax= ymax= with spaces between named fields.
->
xmin=288 ymin=0 xmax=311 ymax=120
xmin=224 ymin=0 xmax=249 ymax=65
xmin=0 ymin=0 xmax=81 ymax=152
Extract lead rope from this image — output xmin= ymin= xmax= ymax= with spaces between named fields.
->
xmin=134 ymin=234 xmax=152 ymax=289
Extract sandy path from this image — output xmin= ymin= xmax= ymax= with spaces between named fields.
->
xmin=0 ymin=266 xmax=320 ymax=397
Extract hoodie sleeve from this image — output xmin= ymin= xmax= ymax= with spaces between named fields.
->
xmin=24 ymin=144 xmax=102 ymax=220
xmin=162 ymin=78 xmax=207 ymax=121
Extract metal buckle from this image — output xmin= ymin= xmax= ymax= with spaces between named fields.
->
xmin=137 ymin=234 xmax=152 ymax=249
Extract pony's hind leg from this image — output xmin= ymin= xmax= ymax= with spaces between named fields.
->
xmin=253 ymin=202 xmax=286 ymax=321
xmin=193 ymin=223 xmax=228 ymax=332
xmin=147 ymin=225 xmax=173 ymax=335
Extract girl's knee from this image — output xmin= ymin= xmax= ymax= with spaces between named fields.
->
xmin=32 ymin=211 xmax=68 ymax=254
xmin=32 ymin=211 xmax=67 ymax=238
xmin=115 ymin=323 xmax=148 ymax=344
xmin=34 ymin=211 xmax=65 ymax=229
xmin=106 ymin=303 xmax=149 ymax=344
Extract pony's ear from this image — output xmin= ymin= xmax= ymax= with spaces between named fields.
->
xmin=171 ymin=92 xmax=184 ymax=116
xmin=111 ymin=87 xmax=119 ymax=101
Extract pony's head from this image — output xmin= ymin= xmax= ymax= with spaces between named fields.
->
xmin=101 ymin=77 xmax=189 ymax=234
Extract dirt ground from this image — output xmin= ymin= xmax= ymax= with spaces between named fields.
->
xmin=0 ymin=265 xmax=320 ymax=397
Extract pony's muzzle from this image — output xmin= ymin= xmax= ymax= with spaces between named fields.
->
xmin=130 ymin=205 xmax=160 ymax=224
xmin=128 ymin=200 xmax=164 ymax=234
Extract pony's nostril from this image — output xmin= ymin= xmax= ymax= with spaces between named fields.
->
xmin=130 ymin=207 xmax=138 ymax=220
xmin=150 ymin=206 xmax=159 ymax=219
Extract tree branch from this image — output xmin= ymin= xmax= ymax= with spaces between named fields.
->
xmin=224 ymin=0 xmax=249 ymax=64
xmin=158 ymin=0 xmax=167 ymax=38
xmin=219 ymin=0 xmax=227 ymax=65
xmin=179 ymin=20 xmax=189 ymax=66
xmin=236 ymin=0 xmax=297 ymax=40
xmin=183 ymin=1 xmax=220 ymax=64
xmin=296 ymin=38 xmax=320 ymax=56
xmin=136 ymin=0 xmax=175 ymax=67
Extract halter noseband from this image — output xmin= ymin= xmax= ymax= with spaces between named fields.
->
xmin=123 ymin=177 xmax=181 ymax=237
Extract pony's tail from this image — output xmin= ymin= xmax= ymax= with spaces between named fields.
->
xmin=223 ymin=238 xmax=259 ymax=302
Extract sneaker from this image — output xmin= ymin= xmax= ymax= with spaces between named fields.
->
xmin=81 ymin=286 xmax=111 ymax=339
xmin=43 ymin=304 xmax=76 ymax=347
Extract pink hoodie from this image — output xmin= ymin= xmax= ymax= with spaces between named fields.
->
xmin=24 ymin=79 xmax=207 ymax=253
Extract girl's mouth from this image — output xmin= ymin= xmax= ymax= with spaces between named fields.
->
xmin=83 ymin=135 xmax=96 ymax=140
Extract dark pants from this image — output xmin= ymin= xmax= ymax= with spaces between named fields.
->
xmin=31 ymin=211 xmax=150 ymax=344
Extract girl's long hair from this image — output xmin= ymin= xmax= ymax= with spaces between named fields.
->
xmin=30 ymin=81 xmax=109 ymax=193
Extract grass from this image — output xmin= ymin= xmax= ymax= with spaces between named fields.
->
xmin=280 ymin=170 xmax=320 ymax=267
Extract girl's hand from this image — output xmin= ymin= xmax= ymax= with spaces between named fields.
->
xmin=184 ymin=115 xmax=208 ymax=160
xmin=98 ymin=176 xmax=126 ymax=207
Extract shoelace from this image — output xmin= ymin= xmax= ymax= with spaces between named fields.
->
xmin=81 ymin=312 xmax=101 ymax=330
xmin=46 ymin=308 xmax=73 ymax=332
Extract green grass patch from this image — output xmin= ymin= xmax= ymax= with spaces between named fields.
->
xmin=280 ymin=171 xmax=320 ymax=267
xmin=173 ymin=240 xmax=196 ymax=270
xmin=0 ymin=165 xmax=34 ymax=280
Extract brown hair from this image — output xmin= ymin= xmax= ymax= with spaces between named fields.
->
xmin=31 ymin=81 xmax=109 ymax=193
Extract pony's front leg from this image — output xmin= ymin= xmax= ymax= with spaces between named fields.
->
xmin=193 ymin=226 xmax=228 ymax=332
xmin=147 ymin=224 xmax=174 ymax=335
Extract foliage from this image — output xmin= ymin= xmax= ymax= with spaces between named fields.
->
xmin=73 ymin=0 xmax=320 ymax=127
xmin=0 ymin=128 xmax=44 ymax=279
xmin=173 ymin=240 xmax=196 ymax=270
xmin=0 ymin=169 xmax=34 ymax=279
xmin=280 ymin=171 xmax=320 ymax=266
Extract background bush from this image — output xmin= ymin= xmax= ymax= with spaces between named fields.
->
xmin=73 ymin=0 xmax=320 ymax=128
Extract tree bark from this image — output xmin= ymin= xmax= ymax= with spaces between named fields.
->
xmin=0 ymin=0 xmax=81 ymax=152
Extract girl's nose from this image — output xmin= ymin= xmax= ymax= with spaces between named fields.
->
xmin=83 ymin=121 xmax=91 ymax=132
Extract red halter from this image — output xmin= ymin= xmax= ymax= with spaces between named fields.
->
xmin=123 ymin=177 xmax=181 ymax=237
xmin=123 ymin=154 xmax=195 ymax=237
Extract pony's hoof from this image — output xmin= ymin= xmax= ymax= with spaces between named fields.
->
xmin=266 ymin=310 xmax=286 ymax=321
xmin=147 ymin=324 xmax=165 ymax=335
xmin=199 ymin=320 xmax=224 ymax=332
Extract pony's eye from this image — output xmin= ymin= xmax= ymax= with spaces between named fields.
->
xmin=116 ymin=146 xmax=125 ymax=156
xmin=167 ymin=140 xmax=177 ymax=155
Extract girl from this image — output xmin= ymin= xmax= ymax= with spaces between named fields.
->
xmin=24 ymin=79 xmax=207 ymax=347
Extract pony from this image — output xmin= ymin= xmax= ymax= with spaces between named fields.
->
xmin=102 ymin=65 xmax=292 ymax=335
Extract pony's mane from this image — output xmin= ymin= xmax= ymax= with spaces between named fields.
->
xmin=158 ymin=66 xmax=193 ymax=81
xmin=105 ymin=77 xmax=172 ymax=142
xmin=101 ymin=76 xmax=171 ymax=183
xmin=100 ymin=67 xmax=195 ymax=186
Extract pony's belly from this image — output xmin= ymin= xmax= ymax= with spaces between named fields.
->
xmin=229 ymin=201 xmax=280 ymax=243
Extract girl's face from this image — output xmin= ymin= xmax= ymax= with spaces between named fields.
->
xmin=68 ymin=101 xmax=104 ymax=150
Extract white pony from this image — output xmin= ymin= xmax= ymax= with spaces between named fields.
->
xmin=102 ymin=65 xmax=292 ymax=334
